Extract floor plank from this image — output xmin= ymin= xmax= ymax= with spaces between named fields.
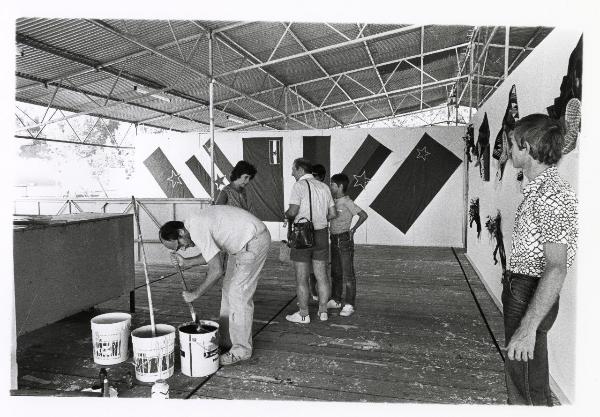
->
xmin=15 ymin=243 xmax=510 ymax=403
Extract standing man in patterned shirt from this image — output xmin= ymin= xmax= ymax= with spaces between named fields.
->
xmin=504 ymin=113 xmax=578 ymax=405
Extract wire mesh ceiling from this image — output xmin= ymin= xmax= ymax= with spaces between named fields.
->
xmin=15 ymin=19 xmax=552 ymax=132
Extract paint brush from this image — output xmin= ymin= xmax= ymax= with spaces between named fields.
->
xmin=176 ymin=265 xmax=200 ymax=330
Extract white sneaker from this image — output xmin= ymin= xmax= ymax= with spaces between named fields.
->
xmin=326 ymin=300 xmax=342 ymax=309
xmin=340 ymin=304 xmax=355 ymax=317
xmin=318 ymin=312 xmax=328 ymax=321
xmin=286 ymin=311 xmax=310 ymax=323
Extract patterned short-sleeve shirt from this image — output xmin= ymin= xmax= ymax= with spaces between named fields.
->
xmin=509 ymin=166 xmax=578 ymax=277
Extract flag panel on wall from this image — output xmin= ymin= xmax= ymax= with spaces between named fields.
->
xmin=243 ymin=137 xmax=284 ymax=222
xmin=370 ymin=133 xmax=462 ymax=234
xmin=143 ymin=147 xmax=194 ymax=198
xmin=203 ymin=139 xmax=234 ymax=177
xmin=341 ymin=134 xmax=392 ymax=200
xmin=185 ymin=155 xmax=212 ymax=196
xmin=303 ymin=136 xmax=331 ymax=183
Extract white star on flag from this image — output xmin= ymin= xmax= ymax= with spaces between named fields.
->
xmin=416 ymin=146 xmax=431 ymax=161
xmin=167 ymin=170 xmax=182 ymax=188
xmin=353 ymin=171 xmax=371 ymax=189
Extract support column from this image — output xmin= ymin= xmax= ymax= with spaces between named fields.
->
xmin=504 ymin=26 xmax=510 ymax=79
xmin=209 ymin=31 xmax=215 ymax=201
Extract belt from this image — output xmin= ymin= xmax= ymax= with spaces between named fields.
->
xmin=502 ymin=270 xmax=539 ymax=284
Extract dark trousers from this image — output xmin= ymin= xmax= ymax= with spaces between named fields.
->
xmin=330 ymin=232 xmax=356 ymax=306
xmin=502 ymin=271 xmax=559 ymax=406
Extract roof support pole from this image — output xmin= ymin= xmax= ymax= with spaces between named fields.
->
xmin=209 ymin=31 xmax=215 ymax=201
xmin=457 ymin=26 xmax=497 ymax=106
xmin=420 ymin=26 xmax=424 ymax=111
xmin=479 ymin=27 xmax=542 ymax=106
xmin=504 ymin=26 xmax=510 ymax=79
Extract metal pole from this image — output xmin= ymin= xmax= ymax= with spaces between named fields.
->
xmin=209 ymin=31 xmax=215 ymax=201
xmin=420 ymin=26 xmax=424 ymax=111
xmin=504 ymin=26 xmax=510 ymax=79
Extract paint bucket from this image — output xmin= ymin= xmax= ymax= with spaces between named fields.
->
xmin=131 ymin=324 xmax=176 ymax=383
xmin=90 ymin=312 xmax=131 ymax=365
xmin=178 ymin=321 xmax=220 ymax=377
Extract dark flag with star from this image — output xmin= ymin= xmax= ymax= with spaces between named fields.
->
xmin=243 ymin=137 xmax=284 ymax=221
xmin=303 ymin=136 xmax=331 ymax=183
xmin=186 ymin=155 xmax=218 ymax=196
xmin=370 ymin=133 xmax=462 ymax=234
xmin=143 ymin=147 xmax=194 ymax=198
xmin=203 ymin=139 xmax=234 ymax=178
xmin=341 ymin=134 xmax=392 ymax=200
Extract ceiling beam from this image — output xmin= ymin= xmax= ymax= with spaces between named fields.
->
xmin=86 ymin=19 xmax=315 ymax=130
xmin=186 ymin=21 xmax=342 ymax=127
xmin=221 ymin=75 xmax=466 ymax=131
xmin=224 ymin=42 xmax=469 ymax=100
xmin=16 ymin=29 xmax=209 ymax=94
xmin=216 ymin=24 xmax=423 ymax=79
xmin=285 ymin=23 xmax=370 ymax=123
xmin=15 ymin=72 xmax=214 ymax=132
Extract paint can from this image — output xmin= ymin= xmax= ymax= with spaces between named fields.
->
xmin=131 ymin=324 xmax=176 ymax=383
xmin=178 ymin=320 xmax=220 ymax=377
xmin=90 ymin=312 xmax=131 ymax=365
xmin=151 ymin=380 xmax=169 ymax=399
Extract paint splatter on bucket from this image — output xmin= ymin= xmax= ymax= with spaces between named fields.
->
xmin=90 ymin=312 xmax=131 ymax=365
xmin=178 ymin=320 xmax=220 ymax=377
xmin=131 ymin=324 xmax=176 ymax=383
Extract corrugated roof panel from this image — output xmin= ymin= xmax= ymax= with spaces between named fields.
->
xmin=337 ymin=77 xmax=372 ymax=100
xmin=286 ymin=23 xmax=345 ymax=51
xmin=225 ymin=21 xmax=286 ymax=63
xmin=367 ymin=28 xmax=422 ymax=64
xmin=15 ymin=46 xmax=90 ymax=82
xmin=423 ymin=25 xmax=473 ymax=53
xmin=313 ymin=43 xmax=371 ymax=76
xmin=266 ymin=56 xmax=325 ymax=85
xmin=344 ymin=69 xmax=382 ymax=96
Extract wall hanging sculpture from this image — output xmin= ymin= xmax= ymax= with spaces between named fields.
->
xmin=469 ymin=197 xmax=481 ymax=239
xmin=464 ymin=124 xmax=476 ymax=164
xmin=562 ymin=97 xmax=581 ymax=154
xmin=475 ymin=113 xmax=491 ymax=181
xmin=548 ymin=35 xmax=582 ymax=155
xmin=492 ymin=85 xmax=519 ymax=180
xmin=485 ymin=211 xmax=506 ymax=272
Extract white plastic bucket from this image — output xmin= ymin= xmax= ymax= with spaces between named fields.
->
xmin=131 ymin=324 xmax=176 ymax=383
xmin=178 ymin=321 xmax=220 ymax=377
xmin=90 ymin=312 xmax=131 ymax=365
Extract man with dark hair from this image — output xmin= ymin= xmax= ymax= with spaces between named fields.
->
xmin=159 ymin=205 xmax=271 ymax=366
xmin=327 ymin=173 xmax=368 ymax=317
xmin=503 ymin=113 xmax=578 ymax=405
xmin=311 ymin=164 xmax=326 ymax=182
xmin=285 ymin=158 xmax=336 ymax=323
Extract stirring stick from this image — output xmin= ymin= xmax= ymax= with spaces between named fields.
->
xmin=176 ymin=264 xmax=198 ymax=325
xmin=131 ymin=196 xmax=156 ymax=337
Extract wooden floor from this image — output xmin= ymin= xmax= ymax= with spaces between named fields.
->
xmin=15 ymin=244 xmax=510 ymax=403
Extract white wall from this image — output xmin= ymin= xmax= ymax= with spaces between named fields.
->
xmin=136 ymin=126 xmax=465 ymax=247
xmin=466 ymin=28 xmax=582 ymax=403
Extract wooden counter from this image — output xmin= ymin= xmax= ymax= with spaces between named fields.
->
xmin=13 ymin=213 xmax=135 ymax=335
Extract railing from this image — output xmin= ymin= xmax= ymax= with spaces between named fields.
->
xmin=14 ymin=198 xmax=213 ymax=264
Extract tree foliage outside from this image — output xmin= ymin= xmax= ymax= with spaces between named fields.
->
xmin=15 ymin=104 xmax=136 ymax=197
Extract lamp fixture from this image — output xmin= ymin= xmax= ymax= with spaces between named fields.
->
xmin=226 ymin=115 xmax=244 ymax=124
xmin=133 ymin=85 xmax=171 ymax=103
